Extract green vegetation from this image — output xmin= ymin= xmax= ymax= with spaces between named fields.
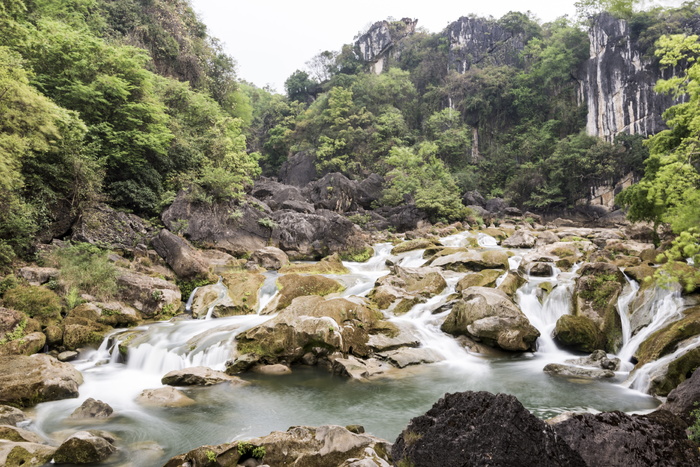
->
xmin=236 ymin=441 xmax=266 ymax=459
xmin=56 ymin=243 xmax=118 ymax=300
xmin=580 ymin=274 xmax=620 ymax=309
xmin=689 ymin=404 xmax=700 ymax=443
xmin=0 ymin=317 xmax=27 ymax=345
xmin=3 ymin=285 xmax=62 ymax=320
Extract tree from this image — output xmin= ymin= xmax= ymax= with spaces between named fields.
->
xmin=285 ymin=70 xmax=318 ymax=103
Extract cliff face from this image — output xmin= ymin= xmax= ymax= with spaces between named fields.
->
xmin=445 ymin=16 xmax=526 ymax=73
xmin=355 ymin=18 xmax=418 ymax=74
xmin=579 ymin=13 xmax=682 ymax=141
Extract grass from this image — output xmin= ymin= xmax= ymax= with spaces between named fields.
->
xmin=56 ymin=242 xmax=118 ymax=300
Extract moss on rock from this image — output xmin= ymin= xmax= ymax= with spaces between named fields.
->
xmin=553 ymin=314 xmax=607 ymax=353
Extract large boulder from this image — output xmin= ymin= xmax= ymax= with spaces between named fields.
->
xmin=235 ymin=296 xmax=381 ymax=365
xmin=262 ymin=274 xmax=345 ymax=314
xmin=53 ymin=430 xmax=116 ymax=464
xmin=115 ymin=269 xmax=181 ymax=317
xmin=502 ymin=229 xmax=536 ymax=248
xmin=368 ymin=266 xmax=447 ymax=315
xmin=151 ymin=229 xmax=210 ymax=280
xmin=71 ymin=203 xmax=153 ymax=250
xmin=553 ymin=314 xmax=607 ymax=353
xmin=0 ymin=354 xmax=83 ymax=407
xmin=164 ymin=424 xmax=392 ymax=467
xmin=271 ymin=209 xmax=371 ymax=260
xmin=278 ymin=150 xmax=318 ymax=187
xmin=551 ymin=410 xmax=700 ymax=466
xmin=69 ymin=398 xmax=113 ymax=419
xmin=190 ymin=273 xmax=266 ymax=319
xmin=305 ymin=173 xmax=376 ymax=212
xmin=659 ymin=367 xmax=700 ymax=425
xmin=441 ymin=287 xmax=540 ymax=352
xmin=250 ymin=246 xmax=289 ymax=270
xmin=375 ymin=203 xmax=429 ymax=232
xmin=543 ymin=363 xmax=616 ymax=379
xmin=392 ymin=391 xmax=586 ymax=467
xmin=430 ymin=249 xmax=509 ymax=272
xmin=0 ymin=441 xmax=56 ymax=467
xmin=251 ymin=178 xmax=314 ymax=213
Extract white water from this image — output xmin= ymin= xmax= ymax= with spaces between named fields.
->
xmin=627 ymin=335 xmax=700 ymax=393
xmin=29 ymin=230 xmax=671 ymax=464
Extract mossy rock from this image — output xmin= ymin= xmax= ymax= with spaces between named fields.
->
xmin=222 ymin=272 xmax=267 ymax=314
xmin=267 ymin=274 xmax=345 ymax=313
xmin=538 ymin=282 xmax=554 ymax=294
xmin=279 ymin=253 xmax=349 ymax=275
xmin=648 ymin=347 xmax=700 ymax=397
xmin=63 ymin=323 xmax=108 ymax=350
xmin=635 ymin=306 xmax=700 ymax=367
xmin=624 ymin=264 xmax=656 ymax=286
xmin=496 ymin=272 xmax=526 ymax=297
xmin=340 ymin=246 xmax=374 ymax=263
xmin=480 ymin=228 xmax=508 ymax=240
xmin=2 ymin=285 xmax=62 ymax=325
xmin=456 ymin=270 xmax=503 ymax=292
xmin=392 ymin=239 xmax=437 ymax=254
xmin=553 ymin=314 xmax=607 ymax=353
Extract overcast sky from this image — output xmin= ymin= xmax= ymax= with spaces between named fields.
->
xmin=190 ymin=1 xmax=683 ymax=93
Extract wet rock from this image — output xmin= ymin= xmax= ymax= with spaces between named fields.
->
xmin=252 ymin=364 xmax=292 ymax=375
xmin=0 ymin=406 xmax=27 ymax=426
xmin=368 ymin=266 xmax=447 ymax=315
xmin=551 ymin=410 xmax=700 ymax=467
xmin=136 ymin=387 xmax=195 ymax=407
xmin=151 ymin=229 xmax=210 ymax=280
xmin=53 ymin=430 xmax=117 ymax=464
xmin=496 ymin=271 xmax=527 ymax=297
xmin=553 ymin=314 xmax=607 ymax=353
xmin=659 ymin=367 xmax=700 ymax=425
xmin=214 ymin=272 xmax=266 ymax=317
xmin=0 ymin=425 xmax=43 ymax=443
xmin=162 ymin=366 xmax=247 ymax=386
xmin=262 ymin=273 xmax=345 ymax=314
xmin=502 ymin=230 xmax=536 ymax=248
xmin=391 ymin=238 xmax=437 ymax=254
xmin=0 ymin=441 xmax=56 ymax=466
xmin=543 ymin=363 xmax=616 ymax=379
xmin=332 ymin=356 xmax=391 ymax=380
xmin=69 ymin=398 xmax=113 ymax=419
xmin=367 ymin=321 xmax=420 ymax=352
xmin=441 ymin=287 xmax=540 ymax=352
xmin=225 ymin=353 xmax=261 ymax=375
xmin=392 ymin=391 xmax=586 ymax=467
xmin=18 ymin=267 xmax=59 ymax=286
xmin=57 ymin=351 xmax=79 ymax=362
xmin=430 ymin=249 xmax=509 ymax=272
xmin=279 ymin=252 xmax=349 ymax=275
xmin=526 ymin=261 xmax=555 ymax=277
xmin=634 ymin=306 xmax=700 ymax=367
xmin=250 ymin=246 xmax=289 ymax=270
xmin=567 ymin=349 xmax=621 ymax=371
xmin=378 ymin=347 xmax=443 ymax=368
xmin=455 ymin=269 xmax=503 ymax=291
xmin=635 ymin=343 xmax=700 ymax=396
xmin=164 ymin=424 xmax=392 ymax=467
xmin=61 ymin=318 xmax=110 ymax=351
xmin=0 ymin=354 xmax=83 ymax=407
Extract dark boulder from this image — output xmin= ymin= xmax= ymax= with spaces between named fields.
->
xmin=659 ymin=367 xmax=700 ymax=425
xmin=278 ymin=150 xmax=318 ymax=187
xmin=53 ymin=430 xmax=116 ymax=464
xmin=392 ymin=391 xmax=586 ymax=467
xmin=358 ymin=173 xmax=384 ymax=207
xmin=305 ymin=173 xmax=378 ymax=212
xmin=485 ymin=197 xmax=507 ymax=214
xmin=251 ymin=178 xmax=314 ymax=213
xmin=551 ymin=410 xmax=700 ymax=467
xmin=462 ymin=190 xmax=486 ymax=207
xmin=375 ymin=204 xmax=429 ymax=232
xmin=71 ymin=203 xmax=154 ymax=250
xmin=151 ymin=229 xmax=209 ymax=280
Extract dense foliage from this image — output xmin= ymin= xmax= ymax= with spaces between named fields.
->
xmin=0 ymin=0 xmax=259 ymax=266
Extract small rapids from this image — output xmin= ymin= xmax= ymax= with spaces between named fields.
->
xmin=29 ymin=230 xmax=672 ymax=464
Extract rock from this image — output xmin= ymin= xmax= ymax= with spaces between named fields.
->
xmin=305 ymin=173 xmax=376 ymax=212
xmin=367 ymin=321 xmax=420 ymax=352
xmin=61 ymin=318 xmax=110 ymax=350
xmin=392 ymin=391 xmax=586 ymax=467
xmin=279 ymin=252 xmax=349 ymax=275
xmin=161 ymin=367 xmax=246 ymax=386
xmin=375 ymin=203 xmax=429 ymax=232
xmin=44 ymin=324 xmax=63 ymax=347
xmin=262 ymin=274 xmax=345 ymax=314
xmin=430 ymin=249 xmax=509 ymax=271
xmin=236 ymin=296 xmax=380 ymax=365
xmin=164 ymin=424 xmax=392 ymax=467
xmin=278 ymin=150 xmax=318 ymax=187
xmin=441 ymin=287 xmax=540 ymax=352
xmin=391 ymin=238 xmax=437 ymax=254
xmin=250 ymin=246 xmax=289 ymax=270
xmin=93 ymin=301 xmax=142 ymax=327
xmin=634 ymin=306 xmax=700 ymax=367
xmin=462 ymin=190 xmax=485 ymax=207
xmin=17 ymin=267 xmax=59 ymax=286
xmin=368 ymin=266 xmax=447 ymax=315
xmin=252 ymin=364 xmax=292 ymax=375
xmin=69 ymin=398 xmax=113 ymax=419
xmin=115 ymin=269 xmax=181 ymax=317
xmin=214 ymin=272 xmax=266 ymax=317
xmin=136 ymin=387 xmax=195 ymax=407
xmin=57 ymin=350 xmax=79 ymax=362
xmin=551 ymin=410 xmax=700 ymax=467
xmin=378 ymin=347 xmax=443 ymax=368
xmin=484 ymin=197 xmax=507 ymax=213
xmin=71 ymin=203 xmax=153 ymax=250
xmin=659 ymin=367 xmax=700 ymax=425
xmin=635 ymin=343 xmax=700 ymax=396
xmin=535 ymin=230 xmax=560 ymax=245
xmin=567 ymin=349 xmax=621 ymax=370
xmin=0 ymin=406 xmax=27 ymax=426
xmin=0 ymin=425 xmax=43 ymax=443
xmin=151 ymin=229 xmax=210 ymax=280
xmin=455 ymin=270 xmax=503 ymax=291
xmin=331 ymin=356 xmax=392 ymax=380
xmin=525 ymin=261 xmax=555 ymax=277
xmin=502 ymin=229 xmax=536 ymax=248
xmin=0 ymin=354 xmax=83 ymax=407
xmin=553 ymin=314 xmax=607 ymax=353
xmin=225 ymin=353 xmax=261 ymax=375
xmin=251 ymin=178 xmax=312 ymax=212
xmin=53 ymin=430 xmax=116 ymax=464
xmin=272 ymin=210 xmax=371 ymax=261
xmin=496 ymin=271 xmax=527 ymax=297
xmin=0 ymin=441 xmax=56 ymax=466
xmin=0 ymin=331 xmax=45 ymax=356
xmin=543 ymin=363 xmax=616 ymax=379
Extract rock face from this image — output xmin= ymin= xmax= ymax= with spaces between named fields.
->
xmin=445 ymin=16 xmax=527 ymax=74
xmin=551 ymin=410 xmax=700 ymax=466
xmin=0 ymin=354 xmax=83 ymax=407
xmin=278 ymin=150 xmax=318 ymax=187
xmin=305 ymin=172 xmax=380 ymax=212
xmin=71 ymin=203 xmax=153 ymax=250
xmin=392 ymin=391 xmax=586 ymax=467
xmin=115 ymin=269 xmax=181 ymax=317
xmin=355 ymin=18 xmax=417 ymax=74
xmin=164 ymin=424 xmax=393 ymax=467
xmin=442 ymin=287 xmax=540 ymax=352
xmin=580 ymin=13 xmax=686 ymax=141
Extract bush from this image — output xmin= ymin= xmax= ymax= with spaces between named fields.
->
xmin=3 ymin=285 xmax=62 ymax=320
xmin=56 ymin=243 xmax=118 ymax=300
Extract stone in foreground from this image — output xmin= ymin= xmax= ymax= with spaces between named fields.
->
xmin=0 ymin=354 xmax=83 ymax=407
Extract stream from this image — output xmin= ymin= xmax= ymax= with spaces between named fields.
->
xmin=27 ymin=230 xmax=690 ymax=465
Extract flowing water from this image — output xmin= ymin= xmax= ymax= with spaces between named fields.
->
xmin=27 ymin=231 xmax=673 ymax=465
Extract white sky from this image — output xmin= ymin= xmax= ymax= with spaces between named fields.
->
xmin=189 ymin=1 xmax=683 ymax=93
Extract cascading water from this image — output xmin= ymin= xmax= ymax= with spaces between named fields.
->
xmin=28 ymin=230 xmax=665 ymax=464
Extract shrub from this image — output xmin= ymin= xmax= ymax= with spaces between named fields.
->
xmin=258 ymin=218 xmax=278 ymax=229
xmin=3 ymin=285 xmax=62 ymax=320
xmin=56 ymin=243 xmax=118 ymax=300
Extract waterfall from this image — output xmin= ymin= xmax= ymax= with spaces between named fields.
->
xmin=617 ymin=274 xmax=639 ymax=355
xmin=477 ymin=233 xmax=499 ymax=248
xmin=627 ymin=334 xmax=700 ymax=393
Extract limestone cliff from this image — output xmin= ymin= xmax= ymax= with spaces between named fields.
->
xmin=354 ymin=18 xmax=417 ymax=74
xmin=578 ymin=13 xmax=684 ymax=142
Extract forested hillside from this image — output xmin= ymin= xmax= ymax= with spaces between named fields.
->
xmin=0 ymin=0 xmax=698 ymax=275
